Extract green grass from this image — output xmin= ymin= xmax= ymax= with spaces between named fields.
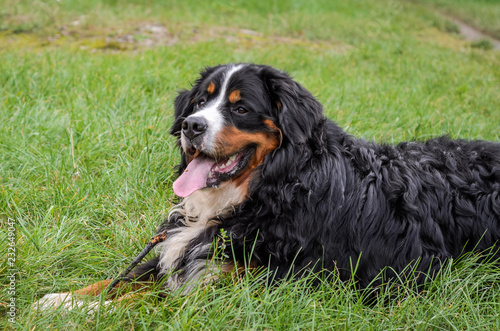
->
xmin=417 ymin=0 xmax=500 ymax=39
xmin=1 ymin=0 xmax=500 ymax=329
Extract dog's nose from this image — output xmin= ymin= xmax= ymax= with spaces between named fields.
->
xmin=182 ymin=116 xmax=208 ymax=141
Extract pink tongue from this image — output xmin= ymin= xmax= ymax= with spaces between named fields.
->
xmin=173 ymin=156 xmax=215 ymax=197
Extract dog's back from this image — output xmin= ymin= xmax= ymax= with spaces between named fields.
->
xmin=336 ymin=134 xmax=500 ymax=285
xmin=228 ymin=115 xmax=500 ymax=287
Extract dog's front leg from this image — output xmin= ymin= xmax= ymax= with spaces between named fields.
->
xmin=32 ymin=276 xmax=153 ymax=311
xmin=32 ymin=279 xmax=115 ymax=311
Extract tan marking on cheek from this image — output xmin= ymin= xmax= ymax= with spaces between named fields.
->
xmin=217 ymin=127 xmax=279 ymax=160
xmin=263 ymin=119 xmax=282 ymax=147
xmin=276 ymin=101 xmax=281 ymax=111
xmin=263 ymin=119 xmax=278 ymax=131
xmin=215 ymin=126 xmax=281 ymax=188
xmin=207 ymin=82 xmax=215 ymax=94
xmin=229 ymin=90 xmax=241 ymax=103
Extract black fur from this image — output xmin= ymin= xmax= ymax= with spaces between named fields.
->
xmin=132 ymin=64 xmax=500 ymax=291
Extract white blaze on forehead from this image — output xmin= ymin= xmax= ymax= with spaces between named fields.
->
xmin=183 ymin=64 xmax=244 ymax=152
xmin=210 ymin=64 xmax=244 ymax=110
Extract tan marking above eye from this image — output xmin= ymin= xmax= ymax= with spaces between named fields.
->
xmin=229 ymin=90 xmax=241 ymax=103
xmin=207 ymin=82 xmax=215 ymax=94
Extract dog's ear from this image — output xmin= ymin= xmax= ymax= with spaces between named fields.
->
xmin=170 ymin=89 xmax=195 ymax=137
xmin=262 ymin=68 xmax=324 ymax=144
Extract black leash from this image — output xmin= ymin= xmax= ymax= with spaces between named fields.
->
xmin=105 ymin=230 xmax=168 ymax=295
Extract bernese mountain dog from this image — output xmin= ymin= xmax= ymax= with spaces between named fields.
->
xmin=36 ymin=63 xmax=500 ymax=309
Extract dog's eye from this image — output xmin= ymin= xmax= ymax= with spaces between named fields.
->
xmin=197 ymin=100 xmax=206 ymax=108
xmin=234 ymin=107 xmax=248 ymax=114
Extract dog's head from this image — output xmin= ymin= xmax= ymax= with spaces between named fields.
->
xmin=170 ymin=63 xmax=323 ymax=198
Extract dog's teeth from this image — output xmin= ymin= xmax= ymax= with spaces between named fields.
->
xmin=229 ymin=155 xmax=236 ymax=162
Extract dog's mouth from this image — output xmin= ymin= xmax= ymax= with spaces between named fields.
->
xmin=173 ymin=147 xmax=255 ymax=197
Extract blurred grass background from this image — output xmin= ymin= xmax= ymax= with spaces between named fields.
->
xmin=1 ymin=0 xmax=499 ymax=329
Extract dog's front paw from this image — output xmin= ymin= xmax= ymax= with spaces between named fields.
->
xmin=32 ymin=292 xmax=75 ymax=310
xmin=33 ymin=292 xmax=113 ymax=313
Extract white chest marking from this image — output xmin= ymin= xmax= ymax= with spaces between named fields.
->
xmin=158 ymin=181 xmax=246 ymax=278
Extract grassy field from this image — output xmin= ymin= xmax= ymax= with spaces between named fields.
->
xmin=417 ymin=0 xmax=500 ymax=39
xmin=1 ymin=0 xmax=500 ymax=329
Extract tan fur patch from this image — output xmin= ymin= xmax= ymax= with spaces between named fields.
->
xmin=215 ymin=125 xmax=280 ymax=188
xmin=74 ymin=279 xmax=113 ymax=296
xmin=229 ymin=90 xmax=241 ymax=103
xmin=263 ymin=119 xmax=278 ymax=131
xmin=207 ymin=82 xmax=215 ymax=94
xmin=263 ymin=119 xmax=282 ymax=147
xmin=220 ymin=260 xmax=260 ymax=286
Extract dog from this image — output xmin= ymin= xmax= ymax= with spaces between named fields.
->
xmin=35 ymin=63 xmax=500 ymax=309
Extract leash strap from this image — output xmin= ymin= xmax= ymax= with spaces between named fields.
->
xmin=105 ymin=230 xmax=168 ymax=294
